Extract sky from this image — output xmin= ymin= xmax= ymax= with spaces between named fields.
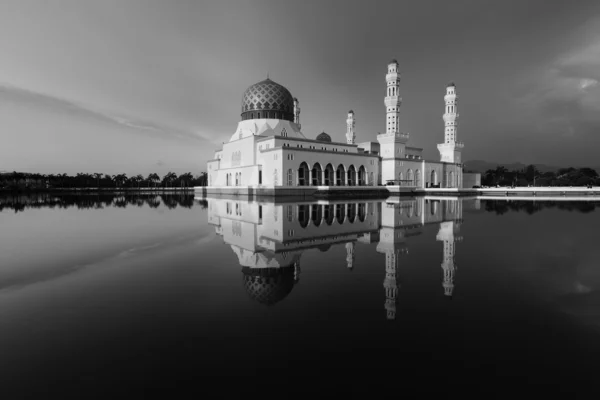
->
xmin=1 ymin=0 xmax=600 ymax=175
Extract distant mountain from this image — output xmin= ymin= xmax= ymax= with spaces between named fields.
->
xmin=463 ymin=160 xmax=576 ymax=174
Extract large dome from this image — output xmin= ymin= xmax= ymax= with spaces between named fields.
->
xmin=242 ymin=266 xmax=296 ymax=306
xmin=241 ymin=78 xmax=295 ymax=122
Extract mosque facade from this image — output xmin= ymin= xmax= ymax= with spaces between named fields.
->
xmin=206 ymin=60 xmax=466 ymax=194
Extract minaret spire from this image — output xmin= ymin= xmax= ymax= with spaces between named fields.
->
xmin=437 ymin=82 xmax=464 ymax=164
xmin=385 ymin=60 xmax=402 ymax=134
xmin=346 ymin=110 xmax=356 ymax=144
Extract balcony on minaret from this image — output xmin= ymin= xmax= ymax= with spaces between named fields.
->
xmin=377 ymin=132 xmax=409 ymax=143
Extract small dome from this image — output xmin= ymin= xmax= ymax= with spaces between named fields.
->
xmin=348 ymin=110 xmax=354 ymax=114
xmin=242 ymin=266 xmax=296 ymax=306
xmin=241 ymin=78 xmax=295 ymax=122
xmin=447 ymin=81 xmax=456 ymax=88
xmin=389 ymin=59 xmax=398 ymax=65
xmin=316 ymin=131 xmax=332 ymax=142
xmin=317 ymin=244 xmax=331 ymax=252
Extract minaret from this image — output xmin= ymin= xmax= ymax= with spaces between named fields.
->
xmin=436 ymin=221 xmax=461 ymax=297
xmin=385 ymin=60 xmax=402 ymax=134
xmin=293 ymin=97 xmax=301 ymax=129
xmin=346 ymin=110 xmax=356 ymax=144
xmin=377 ymin=60 xmax=409 ymax=182
xmin=437 ymin=83 xmax=464 ymax=164
xmin=345 ymin=242 xmax=355 ymax=270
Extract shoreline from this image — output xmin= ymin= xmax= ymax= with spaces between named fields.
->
xmin=0 ymin=187 xmax=197 ymax=194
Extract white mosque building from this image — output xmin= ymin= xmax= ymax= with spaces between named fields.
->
xmin=205 ymin=60 xmax=468 ymax=195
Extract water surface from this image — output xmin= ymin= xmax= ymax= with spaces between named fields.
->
xmin=1 ymin=193 xmax=600 ymax=396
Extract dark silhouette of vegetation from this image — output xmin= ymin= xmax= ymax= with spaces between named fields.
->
xmin=481 ymin=165 xmax=599 ymax=187
xmin=0 ymin=171 xmax=208 ymax=192
xmin=483 ymin=200 xmax=600 ymax=215
xmin=0 ymin=193 xmax=208 ymax=213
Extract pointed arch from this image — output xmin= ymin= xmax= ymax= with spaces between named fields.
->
xmin=336 ymin=164 xmax=345 ymax=186
xmin=324 ymin=164 xmax=335 ymax=186
xmin=312 ymin=163 xmax=323 ymax=186
xmin=358 ymin=166 xmax=367 ymax=186
xmin=347 ymin=165 xmax=357 ymax=186
xmin=298 ymin=162 xmax=309 ymax=186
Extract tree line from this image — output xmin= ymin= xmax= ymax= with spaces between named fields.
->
xmin=0 ymin=193 xmax=208 ymax=213
xmin=481 ymin=165 xmax=599 ymax=187
xmin=0 ymin=171 xmax=208 ymax=190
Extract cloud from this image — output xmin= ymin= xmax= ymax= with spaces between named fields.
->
xmin=516 ymin=35 xmax=600 ymax=138
xmin=0 ymin=83 xmax=211 ymax=143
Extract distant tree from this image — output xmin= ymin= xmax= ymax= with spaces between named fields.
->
xmin=179 ymin=172 xmax=193 ymax=187
xmin=162 ymin=172 xmax=177 ymax=188
xmin=93 ymin=173 xmax=103 ymax=188
xmin=148 ymin=173 xmax=160 ymax=188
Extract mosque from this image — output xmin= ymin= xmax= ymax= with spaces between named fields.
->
xmin=205 ymin=60 xmax=469 ymax=194
xmin=205 ymin=196 xmax=475 ymax=319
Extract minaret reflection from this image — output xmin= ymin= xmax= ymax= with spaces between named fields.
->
xmin=377 ymin=198 xmax=420 ymax=320
xmin=435 ymin=199 xmax=463 ymax=297
xmin=345 ymin=242 xmax=355 ymax=270
xmin=204 ymin=196 xmax=468 ymax=316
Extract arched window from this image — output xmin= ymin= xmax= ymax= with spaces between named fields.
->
xmin=399 ymin=171 xmax=403 ymax=186
xmin=407 ymin=169 xmax=414 ymax=186
xmin=415 ymin=169 xmax=421 ymax=187
xmin=287 ymin=169 xmax=293 ymax=186
xmin=273 ymin=169 xmax=278 ymax=186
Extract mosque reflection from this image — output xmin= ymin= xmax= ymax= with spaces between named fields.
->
xmin=207 ymin=196 xmax=475 ymax=320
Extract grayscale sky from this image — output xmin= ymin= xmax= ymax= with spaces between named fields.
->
xmin=1 ymin=0 xmax=599 ymax=175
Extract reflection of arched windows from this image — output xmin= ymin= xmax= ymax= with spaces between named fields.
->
xmin=311 ymin=205 xmax=322 ymax=227
xmin=415 ymin=199 xmax=422 ymax=217
xmin=407 ymin=202 xmax=414 ymax=218
xmin=347 ymin=204 xmax=356 ymax=223
xmin=298 ymin=205 xmax=309 ymax=228
xmin=324 ymin=205 xmax=334 ymax=225
xmin=287 ymin=205 xmax=293 ymax=222
xmin=431 ymin=200 xmax=438 ymax=215
xmin=335 ymin=204 xmax=345 ymax=224
xmin=358 ymin=203 xmax=366 ymax=222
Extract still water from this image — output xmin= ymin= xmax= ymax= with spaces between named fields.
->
xmin=1 ymin=193 xmax=600 ymax=396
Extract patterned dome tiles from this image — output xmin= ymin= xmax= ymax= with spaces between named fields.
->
xmin=241 ymin=78 xmax=294 ymax=115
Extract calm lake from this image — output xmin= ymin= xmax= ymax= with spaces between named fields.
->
xmin=1 ymin=193 xmax=600 ymax=396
